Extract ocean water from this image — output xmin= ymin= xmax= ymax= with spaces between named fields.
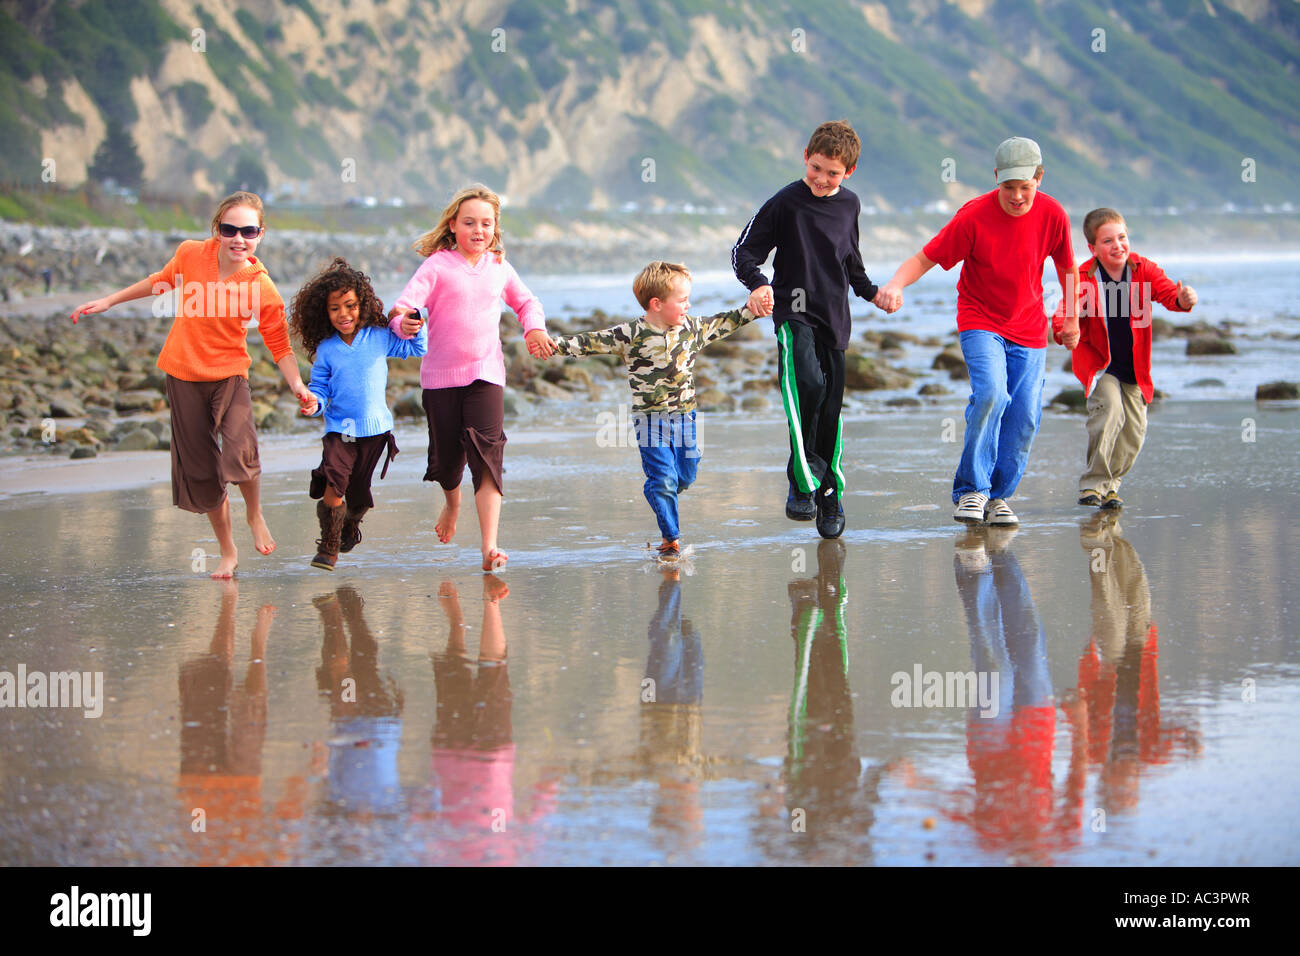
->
xmin=377 ymin=252 xmax=1300 ymax=403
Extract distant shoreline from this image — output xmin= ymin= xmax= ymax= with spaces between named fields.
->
xmin=4 ymin=212 xmax=1300 ymax=300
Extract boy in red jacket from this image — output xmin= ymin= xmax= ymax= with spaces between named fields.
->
xmin=1053 ymin=208 xmax=1197 ymax=509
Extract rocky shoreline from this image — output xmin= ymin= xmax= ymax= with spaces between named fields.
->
xmin=0 ymin=300 xmax=956 ymax=459
xmin=0 ymin=220 xmax=769 ymax=302
xmin=2 ymin=223 xmax=1295 ymax=460
xmin=5 ymin=290 xmax=1294 ymax=462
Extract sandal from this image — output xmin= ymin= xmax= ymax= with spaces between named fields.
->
xmin=482 ymin=548 xmax=508 ymax=572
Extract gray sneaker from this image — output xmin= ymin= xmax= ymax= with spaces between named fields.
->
xmin=953 ymin=491 xmax=989 ymax=524
xmin=985 ymin=498 xmax=1019 ymax=526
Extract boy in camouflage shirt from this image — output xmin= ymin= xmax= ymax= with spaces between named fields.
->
xmin=540 ymin=261 xmax=754 ymax=555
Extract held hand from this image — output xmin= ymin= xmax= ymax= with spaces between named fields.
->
xmin=746 ymin=285 xmax=774 ymax=318
xmin=399 ymin=310 xmax=424 ymax=336
xmin=1060 ymin=320 xmax=1081 ymax=351
xmin=300 ymin=393 xmax=319 ymax=416
xmin=526 ymin=328 xmax=555 ymax=359
xmin=874 ymin=286 xmax=902 ymax=314
xmin=70 ymin=298 xmax=111 ymax=324
xmin=1176 ymin=281 xmax=1197 ymax=310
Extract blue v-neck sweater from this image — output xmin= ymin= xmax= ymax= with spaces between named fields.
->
xmin=308 ymin=324 xmax=427 ymax=437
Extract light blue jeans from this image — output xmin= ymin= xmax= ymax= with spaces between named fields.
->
xmin=637 ymin=410 xmax=700 ymax=541
xmin=953 ymin=330 xmax=1045 ymax=503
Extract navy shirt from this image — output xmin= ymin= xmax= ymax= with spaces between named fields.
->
xmin=732 ymin=180 xmax=877 ymax=350
xmin=1098 ymin=261 xmax=1136 ymax=384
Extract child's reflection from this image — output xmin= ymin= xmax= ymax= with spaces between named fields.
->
xmin=418 ymin=577 xmax=554 ymax=865
xmin=780 ymin=539 xmax=888 ymax=860
xmin=949 ymin=528 xmax=1085 ymax=860
xmin=177 ymin=581 xmax=305 ymax=864
xmin=638 ymin=566 xmax=706 ymax=836
xmin=313 ymin=586 xmax=404 ymax=816
xmin=1069 ymin=512 xmax=1201 ymax=813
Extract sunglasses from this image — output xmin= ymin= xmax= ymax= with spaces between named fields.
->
xmin=217 ymin=223 xmax=263 ymax=239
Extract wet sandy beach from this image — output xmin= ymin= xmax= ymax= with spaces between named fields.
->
xmin=1 ymin=400 xmax=1297 ymax=866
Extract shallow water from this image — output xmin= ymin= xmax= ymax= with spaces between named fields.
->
xmin=378 ymin=254 xmax=1300 ymax=403
xmin=1 ymin=401 xmax=1297 ymax=865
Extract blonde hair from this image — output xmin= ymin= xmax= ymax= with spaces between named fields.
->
xmin=413 ymin=184 xmax=504 ymax=260
xmin=1083 ymin=207 xmax=1126 ymax=245
xmin=210 ymin=191 xmax=265 ymax=235
xmin=633 ymin=261 xmax=691 ymax=310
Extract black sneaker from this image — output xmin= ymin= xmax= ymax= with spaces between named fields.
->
xmin=815 ymin=487 xmax=845 ymax=539
xmin=786 ymin=482 xmax=816 ymax=521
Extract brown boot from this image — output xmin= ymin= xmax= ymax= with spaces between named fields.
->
xmin=340 ymin=505 xmax=369 ymax=553
xmin=311 ymin=501 xmax=346 ymax=570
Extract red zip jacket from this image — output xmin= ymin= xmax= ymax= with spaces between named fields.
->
xmin=1052 ymin=252 xmax=1188 ymax=403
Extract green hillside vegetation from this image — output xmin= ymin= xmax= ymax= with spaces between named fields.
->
xmin=0 ymin=0 xmax=1295 ymax=212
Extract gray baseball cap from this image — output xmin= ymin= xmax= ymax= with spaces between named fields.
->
xmin=995 ymin=137 xmax=1042 ymax=182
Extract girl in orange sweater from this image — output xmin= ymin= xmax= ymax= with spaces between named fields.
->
xmin=72 ymin=192 xmax=313 ymax=578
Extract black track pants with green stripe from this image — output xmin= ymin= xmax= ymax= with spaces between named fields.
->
xmin=777 ymin=321 xmax=846 ymax=495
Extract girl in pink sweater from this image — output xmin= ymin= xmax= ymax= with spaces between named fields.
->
xmin=389 ymin=185 xmax=553 ymax=570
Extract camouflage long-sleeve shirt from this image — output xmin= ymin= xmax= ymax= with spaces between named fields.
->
xmin=551 ymin=307 xmax=755 ymax=412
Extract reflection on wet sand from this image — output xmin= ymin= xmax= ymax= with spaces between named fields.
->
xmin=1069 ymin=513 xmax=1202 ymax=815
xmin=413 ymin=577 xmax=556 ymax=865
xmin=949 ymin=529 xmax=1084 ymax=862
xmin=177 ymin=583 xmax=307 ymax=865
xmin=314 ymin=587 xmax=404 ymax=817
xmin=763 ymin=540 xmax=890 ymax=863
xmin=579 ymin=567 xmax=753 ymax=852
xmin=638 ymin=567 xmax=705 ymax=837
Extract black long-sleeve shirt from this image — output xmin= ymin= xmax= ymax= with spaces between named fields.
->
xmin=732 ymin=180 xmax=878 ymax=350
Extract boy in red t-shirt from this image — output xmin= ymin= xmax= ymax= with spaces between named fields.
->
xmin=878 ymin=138 xmax=1079 ymax=526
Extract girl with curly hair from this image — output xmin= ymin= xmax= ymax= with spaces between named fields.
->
xmin=387 ymin=184 xmax=552 ymax=571
xmin=293 ymin=258 xmax=427 ymax=570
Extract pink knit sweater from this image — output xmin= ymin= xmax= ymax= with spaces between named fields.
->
xmin=391 ymin=248 xmax=545 ymax=389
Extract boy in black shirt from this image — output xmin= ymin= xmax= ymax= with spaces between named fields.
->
xmin=733 ymin=120 xmax=894 ymax=538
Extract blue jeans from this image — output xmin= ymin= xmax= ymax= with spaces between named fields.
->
xmin=953 ymin=330 xmax=1045 ymax=503
xmin=637 ymin=410 xmax=700 ymax=541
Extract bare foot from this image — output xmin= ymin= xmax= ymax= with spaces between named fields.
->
xmin=435 ymin=505 xmax=458 ymax=543
xmin=248 ymin=513 xmax=276 ymax=555
xmin=211 ymin=551 xmax=238 ymax=579
xmin=482 ymin=548 xmax=508 ymax=572
xmin=483 ymin=574 xmax=510 ymax=602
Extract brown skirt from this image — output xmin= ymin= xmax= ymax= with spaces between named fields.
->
xmin=421 ymin=382 xmax=505 ymax=494
xmin=310 ymin=431 xmax=398 ymax=510
xmin=165 ymin=375 xmax=260 ymax=514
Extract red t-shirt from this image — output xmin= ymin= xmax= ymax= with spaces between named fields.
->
xmin=923 ymin=190 xmax=1074 ymax=348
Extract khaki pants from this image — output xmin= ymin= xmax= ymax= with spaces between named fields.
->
xmin=1079 ymin=373 xmax=1147 ymax=496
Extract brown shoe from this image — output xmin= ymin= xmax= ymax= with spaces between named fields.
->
xmin=311 ymin=501 xmax=347 ymax=570
xmin=340 ymin=505 xmax=369 ymax=553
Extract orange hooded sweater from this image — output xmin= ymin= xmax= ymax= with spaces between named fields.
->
xmin=150 ymin=238 xmax=293 ymax=382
